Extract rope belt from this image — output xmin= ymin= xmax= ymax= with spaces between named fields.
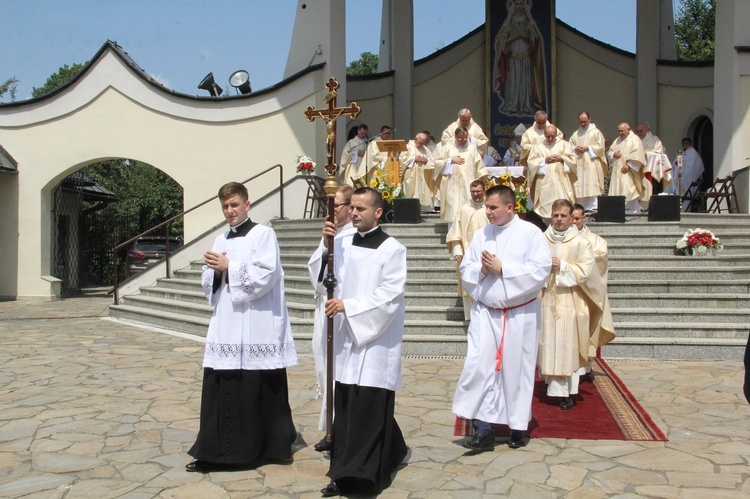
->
xmin=494 ymin=297 xmax=537 ymax=372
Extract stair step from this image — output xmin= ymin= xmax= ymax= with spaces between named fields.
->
xmin=612 ymin=308 xmax=750 ymax=323
xmin=608 ymin=279 xmax=750 ymax=294
xmin=609 ymin=293 xmax=750 ymax=309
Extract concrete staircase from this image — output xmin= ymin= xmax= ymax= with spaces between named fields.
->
xmin=109 ymin=213 xmax=750 ymax=360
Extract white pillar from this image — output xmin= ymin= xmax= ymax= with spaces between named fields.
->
xmin=379 ymin=0 xmax=414 ymax=140
xmin=636 ymin=0 xmax=659 ymax=127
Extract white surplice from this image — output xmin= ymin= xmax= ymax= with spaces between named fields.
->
xmin=200 ymin=222 xmax=298 ymax=370
xmin=452 ymin=216 xmax=551 ymax=430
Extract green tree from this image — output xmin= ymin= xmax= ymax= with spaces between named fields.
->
xmin=674 ymin=0 xmax=715 ymax=61
xmin=0 ymin=76 xmax=18 ymax=101
xmin=32 ymin=62 xmax=88 ymax=97
xmin=347 ymin=52 xmax=379 ymax=76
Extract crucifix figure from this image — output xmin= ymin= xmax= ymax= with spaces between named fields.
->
xmin=305 ymin=77 xmax=361 ymax=176
xmin=303 ymin=76 xmax=360 ymax=446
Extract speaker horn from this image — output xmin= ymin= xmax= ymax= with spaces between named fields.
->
xmin=198 ymin=72 xmax=222 ymax=97
xmin=229 ymin=70 xmax=252 ymax=94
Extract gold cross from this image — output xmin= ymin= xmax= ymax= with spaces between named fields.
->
xmin=304 ymin=77 xmax=361 ymax=177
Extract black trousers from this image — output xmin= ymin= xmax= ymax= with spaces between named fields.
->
xmin=188 ymin=368 xmax=295 ymax=465
xmin=328 ymin=382 xmax=408 ymax=494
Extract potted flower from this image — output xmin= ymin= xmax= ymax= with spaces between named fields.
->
xmin=674 ymin=228 xmax=723 ymax=256
xmin=369 ymin=164 xmax=403 ymax=202
xmin=295 ymin=155 xmax=316 ymax=175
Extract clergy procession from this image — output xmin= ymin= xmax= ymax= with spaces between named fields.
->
xmin=182 ymin=100 xmax=635 ymax=495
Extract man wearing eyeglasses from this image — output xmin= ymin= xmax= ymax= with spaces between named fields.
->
xmin=307 ymin=185 xmax=356 ymax=453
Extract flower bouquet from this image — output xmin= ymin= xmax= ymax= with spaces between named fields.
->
xmin=674 ymin=228 xmax=723 ymax=256
xmin=368 ymin=163 xmax=403 ymax=202
xmin=295 ymin=155 xmax=316 ymax=174
xmin=485 ymin=169 xmax=529 ymax=213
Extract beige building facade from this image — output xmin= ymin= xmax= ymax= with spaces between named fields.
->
xmin=1 ymin=1 xmax=748 ymax=300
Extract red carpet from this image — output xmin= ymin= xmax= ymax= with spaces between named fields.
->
xmin=454 ymin=358 xmax=668 ymax=441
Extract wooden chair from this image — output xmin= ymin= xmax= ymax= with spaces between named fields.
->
xmin=704 ymin=172 xmax=739 ymax=213
xmin=682 ymin=175 xmax=705 ymax=213
xmin=303 ymin=175 xmax=328 ymax=219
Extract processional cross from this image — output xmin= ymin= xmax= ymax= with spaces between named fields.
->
xmin=303 ymin=77 xmax=360 ymax=445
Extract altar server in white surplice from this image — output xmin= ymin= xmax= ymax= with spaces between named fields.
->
xmin=339 ymin=124 xmax=369 ymax=186
xmin=319 ymin=187 xmax=408 ymax=497
xmin=569 ymin=112 xmax=607 ymax=212
xmin=187 ymin=182 xmax=297 ymax=473
xmin=452 ymin=185 xmax=551 ymax=452
xmin=306 ymin=185 xmax=356 ymax=452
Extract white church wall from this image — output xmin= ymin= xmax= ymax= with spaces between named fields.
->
xmin=0 ymin=174 xmax=18 ymax=300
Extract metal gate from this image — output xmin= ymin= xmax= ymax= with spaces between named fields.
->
xmin=52 ymin=172 xmax=86 ymax=297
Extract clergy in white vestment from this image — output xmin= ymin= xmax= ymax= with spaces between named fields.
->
xmin=364 ymin=125 xmax=393 ymax=183
xmin=520 ymin=110 xmax=563 ymax=166
xmin=607 ymin=123 xmax=648 ymax=212
xmin=568 ymin=112 xmax=607 ymax=211
xmin=434 ymin=126 xmax=489 ymax=223
xmin=526 ymin=125 xmax=577 ymax=220
xmin=319 ymin=187 xmax=408 ymax=497
xmin=636 ymin=122 xmax=667 ymax=207
xmin=452 ymin=185 xmax=551 ymax=451
xmin=484 ymin=145 xmax=503 ymax=167
xmin=339 ymin=124 xmax=369 ymax=186
xmin=502 ymin=124 xmax=526 ymax=166
xmin=306 ymin=185 xmax=356 ymax=452
xmin=446 ymin=180 xmax=490 ymax=319
xmin=538 ymin=200 xmax=602 ymax=411
xmin=401 ymin=132 xmax=437 ymax=209
xmin=187 ymin=182 xmax=297 ymax=473
xmin=571 ymin=204 xmax=616 ymax=372
xmin=441 ymin=108 xmax=489 ymax=156
xmin=665 ymin=137 xmax=705 ymax=210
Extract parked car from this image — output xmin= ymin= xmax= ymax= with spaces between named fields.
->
xmin=126 ymin=236 xmax=182 ymax=275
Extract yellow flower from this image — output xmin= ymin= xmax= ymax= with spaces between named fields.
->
xmin=382 ymin=190 xmax=391 ymax=200
xmin=515 ymin=201 xmax=522 ymax=211
xmin=500 ymin=173 xmax=511 ymax=182
xmin=369 ymin=179 xmax=378 ymax=188
xmin=374 ymin=169 xmax=382 ymax=179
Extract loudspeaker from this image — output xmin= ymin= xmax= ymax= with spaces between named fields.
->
xmin=648 ymin=195 xmax=681 ymax=221
xmin=393 ymin=198 xmax=421 ymax=224
xmin=596 ymin=196 xmax=625 ymax=223
xmin=198 ymin=72 xmax=221 ymax=97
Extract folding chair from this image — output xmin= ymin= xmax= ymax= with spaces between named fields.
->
xmin=704 ymin=172 xmax=739 ymax=213
xmin=303 ymin=175 xmax=328 ymax=219
xmin=682 ymin=175 xmax=705 ymax=213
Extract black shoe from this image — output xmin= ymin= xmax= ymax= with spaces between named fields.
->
xmin=185 ymin=460 xmax=213 ymax=473
xmin=462 ymin=432 xmax=494 ymax=451
xmin=314 ymin=437 xmax=332 ymax=452
xmin=508 ymin=430 xmax=526 ymax=449
xmin=560 ymin=397 xmax=575 ymax=410
xmin=320 ymin=481 xmax=341 ymax=497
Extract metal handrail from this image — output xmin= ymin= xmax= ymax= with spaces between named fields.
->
xmin=112 ymin=164 xmax=284 ymax=304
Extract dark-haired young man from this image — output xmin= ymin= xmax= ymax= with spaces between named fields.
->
xmin=452 ymin=185 xmax=551 ymax=451
xmin=319 ymin=187 xmax=408 ymax=496
xmin=186 ymin=182 xmax=297 ymax=472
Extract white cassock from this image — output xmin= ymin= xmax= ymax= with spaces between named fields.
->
xmin=434 ymin=139 xmax=489 ymax=223
xmin=201 ymin=221 xmax=297 ymax=370
xmin=339 ymin=137 xmax=368 ymax=186
xmin=452 ymin=216 xmax=551 ymax=431
xmin=441 ymin=119 xmax=489 ymax=156
xmin=666 ymin=146 xmax=705 ymax=208
xmin=326 ymin=226 xmax=408 ymax=492
xmin=400 ymin=139 xmax=437 ymax=206
xmin=306 ymin=222 xmax=356 ymax=430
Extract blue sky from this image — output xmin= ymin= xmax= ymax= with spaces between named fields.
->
xmin=1 ymin=0 xmax=637 ymax=101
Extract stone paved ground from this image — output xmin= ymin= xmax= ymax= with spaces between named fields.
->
xmin=1 ymin=295 xmax=750 ymax=498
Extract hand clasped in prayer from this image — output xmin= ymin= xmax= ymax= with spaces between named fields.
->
xmin=204 ymin=251 xmax=229 ymax=272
